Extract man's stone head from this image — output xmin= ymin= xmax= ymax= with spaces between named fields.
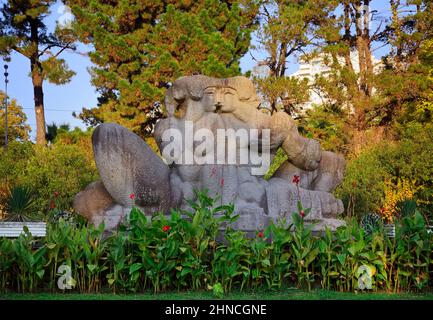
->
xmin=164 ymin=75 xmax=260 ymax=121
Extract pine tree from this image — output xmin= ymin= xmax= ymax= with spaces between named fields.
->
xmin=252 ymin=0 xmax=335 ymax=114
xmin=308 ymin=1 xmax=433 ymax=153
xmin=66 ymin=0 xmax=260 ymax=137
xmin=373 ymin=1 xmax=433 ymax=126
xmin=0 ymin=0 xmax=76 ymax=145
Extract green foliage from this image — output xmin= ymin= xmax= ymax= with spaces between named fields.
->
xmin=67 ymin=0 xmax=259 ymax=137
xmin=0 ymin=93 xmax=31 ymax=146
xmin=41 ymin=57 xmax=76 ymax=85
xmin=3 ymin=185 xmax=39 ymax=222
xmin=336 ymin=122 xmax=433 ymax=219
xmin=1 ymin=0 xmax=77 ymax=144
xmin=398 ymin=200 xmax=417 ymax=218
xmin=210 ymin=282 xmax=224 ymax=299
xmin=0 ymin=141 xmax=98 ymax=216
xmin=20 ymin=144 xmax=98 ymax=213
xmin=254 ymin=76 xmax=310 ymax=114
xmin=0 ymin=191 xmax=432 ymax=294
xmin=45 ymin=122 xmax=71 ymax=143
xmin=336 ymin=148 xmax=390 ymax=218
xmin=264 ymin=148 xmax=287 ymax=180
xmin=10 ymin=229 xmax=47 ymax=292
xmin=361 ymin=213 xmax=383 ymax=237
xmin=0 ymin=0 xmax=76 ymax=84
xmin=255 ymin=0 xmax=334 ymax=78
xmin=298 ymin=104 xmax=350 ymax=154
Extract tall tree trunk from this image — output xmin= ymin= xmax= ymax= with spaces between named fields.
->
xmin=355 ymin=2 xmax=366 ymax=96
xmin=390 ymin=0 xmax=402 ymax=69
xmin=277 ymin=41 xmax=287 ymax=77
xmin=354 ymin=1 xmax=367 ymax=132
xmin=31 ymin=61 xmax=46 ymax=145
xmin=30 ymin=19 xmax=46 ymax=145
xmin=342 ymin=2 xmax=358 ymax=103
xmin=343 ymin=3 xmax=354 ymax=72
xmin=362 ymin=0 xmax=373 ymax=96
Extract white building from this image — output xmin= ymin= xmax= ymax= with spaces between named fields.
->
xmin=251 ymin=62 xmax=271 ymax=79
xmin=289 ymin=51 xmax=384 ymax=109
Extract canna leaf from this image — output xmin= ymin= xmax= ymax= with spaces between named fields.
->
xmin=129 ymin=262 xmax=143 ymax=275
xmin=262 ymin=259 xmax=271 ymax=267
xmin=36 ymin=269 xmax=45 ymax=279
xmin=87 ymin=264 xmax=97 ymax=273
xmin=46 ymin=243 xmax=57 ymax=250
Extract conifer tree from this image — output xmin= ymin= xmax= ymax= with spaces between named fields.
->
xmin=0 ymin=0 xmax=76 ymax=145
xmin=252 ymin=0 xmax=335 ymax=114
xmin=66 ymin=0 xmax=260 ymax=137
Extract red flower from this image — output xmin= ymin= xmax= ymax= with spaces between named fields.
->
xmin=292 ymin=175 xmax=300 ymax=185
xmin=49 ymin=201 xmax=56 ymax=210
xmin=220 ymin=178 xmax=224 ymax=187
xmin=162 ymin=225 xmax=171 ymax=232
xmin=257 ymin=231 xmax=264 ymax=238
xmin=300 ymin=210 xmax=305 ymax=218
xmin=53 ymin=191 xmax=59 ymax=197
xmin=129 ymin=193 xmax=135 ymax=200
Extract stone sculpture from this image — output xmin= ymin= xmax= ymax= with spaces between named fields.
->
xmin=73 ymin=75 xmax=346 ymax=231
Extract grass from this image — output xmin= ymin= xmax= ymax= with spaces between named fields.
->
xmin=1 ymin=289 xmax=433 ymax=300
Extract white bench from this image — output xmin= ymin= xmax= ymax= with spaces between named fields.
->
xmin=0 ymin=222 xmax=47 ymax=238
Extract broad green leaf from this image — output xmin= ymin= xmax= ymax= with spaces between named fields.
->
xmin=36 ymin=269 xmax=45 ymax=279
xmin=262 ymin=259 xmax=271 ymax=267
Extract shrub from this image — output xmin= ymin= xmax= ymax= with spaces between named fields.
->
xmin=20 ymin=144 xmax=98 ymax=214
xmin=0 ymin=141 xmax=98 ymax=217
xmin=3 ymin=185 xmax=39 ymax=222
xmin=336 ymin=122 xmax=433 ymax=220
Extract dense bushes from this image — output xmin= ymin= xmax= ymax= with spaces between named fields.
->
xmin=0 ymin=140 xmax=98 ymax=216
xmin=336 ymin=122 xmax=433 ymax=220
xmin=0 ymin=192 xmax=432 ymax=294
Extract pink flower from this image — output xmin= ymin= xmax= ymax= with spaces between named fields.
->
xmin=292 ymin=175 xmax=300 ymax=185
xmin=220 ymin=178 xmax=224 ymax=186
xmin=129 ymin=193 xmax=135 ymax=200
xmin=300 ymin=210 xmax=305 ymax=218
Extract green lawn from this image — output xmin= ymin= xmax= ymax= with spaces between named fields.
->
xmin=1 ymin=289 xmax=433 ymax=300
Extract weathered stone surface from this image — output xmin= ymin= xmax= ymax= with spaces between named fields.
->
xmin=77 ymin=75 xmax=346 ymax=233
xmin=264 ymin=178 xmax=343 ymax=220
xmin=73 ymin=181 xmax=115 ymax=224
xmin=311 ymin=151 xmax=345 ymax=192
xmin=311 ymin=218 xmax=346 ymax=232
xmin=274 ymin=150 xmax=345 ymax=193
xmin=91 ymin=204 xmax=131 ymax=230
xmin=92 ymin=123 xmax=171 ymax=213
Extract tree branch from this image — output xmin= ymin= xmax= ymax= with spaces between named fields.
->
xmin=53 ymin=43 xmax=75 ymax=58
xmin=39 ymin=44 xmax=59 ymax=57
xmin=11 ymin=45 xmax=27 ymax=57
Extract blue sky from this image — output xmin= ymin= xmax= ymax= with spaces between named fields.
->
xmin=2 ymin=0 xmax=392 ymax=142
